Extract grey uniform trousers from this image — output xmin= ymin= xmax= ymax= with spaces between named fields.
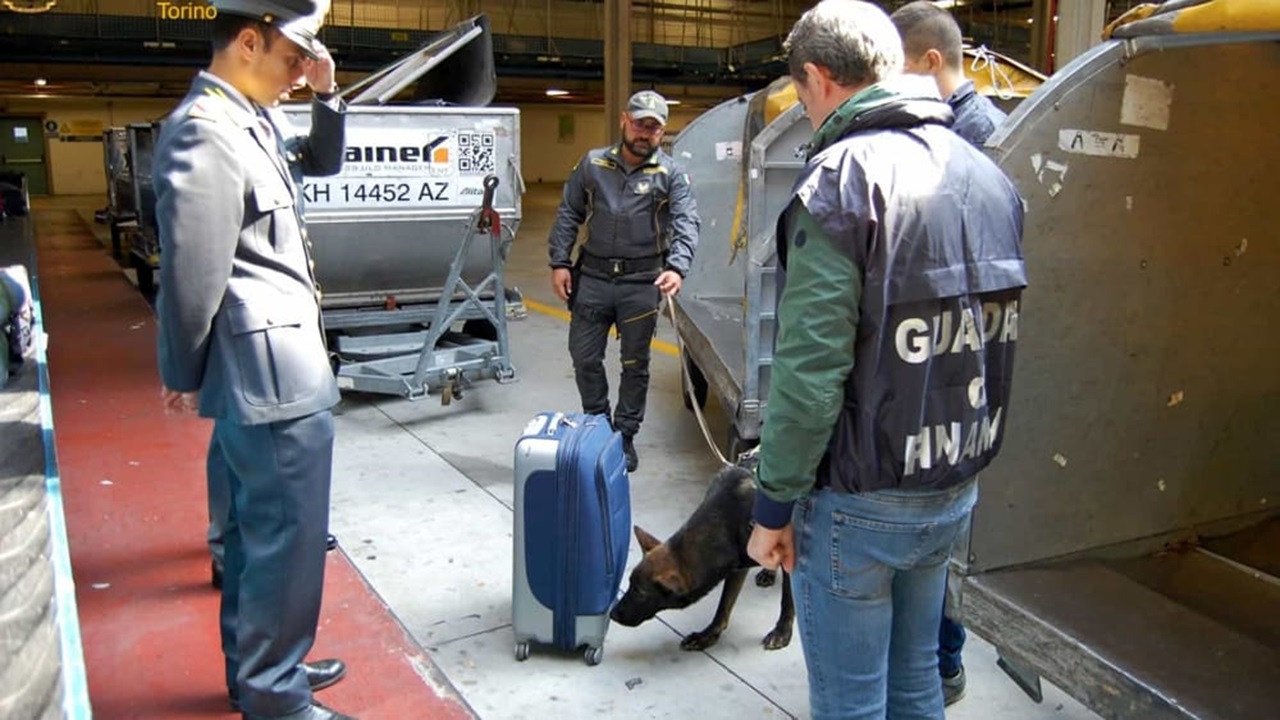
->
xmin=213 ymin=410 xmax=334 ymax=717
xmin=568 ymin=273 xmax=661 ymax=437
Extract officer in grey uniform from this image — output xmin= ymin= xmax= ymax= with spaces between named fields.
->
xmin=548 ymin=91 xmax=700 ymax=472
xmin=154 ymin=2 xmax=354 ymax=718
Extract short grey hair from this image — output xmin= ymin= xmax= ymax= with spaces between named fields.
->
xmin=784 ymin=0 xmax=904 ymax=87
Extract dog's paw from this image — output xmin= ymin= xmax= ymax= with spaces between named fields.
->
xmin=761 ymin=627 xmax=793 ymax=651
xmin=680 ymin=629 xmax=722 ymax=651
xmin=755 ymin=569 xmax=777 ymax=588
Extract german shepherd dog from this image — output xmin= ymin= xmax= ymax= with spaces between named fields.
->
xmin=610 ymin=465 xmax=794 ymax=651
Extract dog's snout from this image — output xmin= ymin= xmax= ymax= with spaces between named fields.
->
xmin=609 ymin=599 xmax=644 ymax=627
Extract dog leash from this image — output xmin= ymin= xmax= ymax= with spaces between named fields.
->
xmin=664 ymin=297 xmax=732 ymax=468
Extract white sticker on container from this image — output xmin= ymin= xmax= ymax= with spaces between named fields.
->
xmin=1058 ymin=129 xmax=1140 ymax=159
xmin=715 ymin=141 xmax=742 ymax=161
xmin=1121 ymin=74 xmax=1174 ymax=131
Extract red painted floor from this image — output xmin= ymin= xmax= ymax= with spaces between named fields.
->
xmin=37 ymin=209 xmax=474 ymax=720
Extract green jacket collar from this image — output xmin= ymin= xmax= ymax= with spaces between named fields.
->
xmin=807 ymin=75 xmax=952 ymax=160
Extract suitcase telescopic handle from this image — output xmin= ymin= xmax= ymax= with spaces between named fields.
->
xmin=546 ymin=412 xmax=577 ymax=434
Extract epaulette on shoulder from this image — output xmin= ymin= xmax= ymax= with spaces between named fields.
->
xmin=187 ymin=92 xmax=231 ymax=123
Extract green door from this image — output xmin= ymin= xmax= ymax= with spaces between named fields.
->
xmin=0 ymin=117 xmax=50 ymax=196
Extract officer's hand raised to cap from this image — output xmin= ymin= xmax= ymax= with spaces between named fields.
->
xmin=304 ymin=43 xmax=337 ymax=95
xmin=655 ymin=270 xmax=682 ymax=297
xmin=552 ymin=267 xmax=573 ymax=302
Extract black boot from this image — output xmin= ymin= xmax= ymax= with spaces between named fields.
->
xmin=622 ymin=435 xmax=638 ymax=473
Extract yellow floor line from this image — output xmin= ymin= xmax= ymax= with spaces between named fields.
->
xmin=523 ymin=298 xmax=680 ymax=358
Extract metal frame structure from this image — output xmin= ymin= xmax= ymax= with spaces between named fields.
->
xmin=332 ymin=176 xmax=518 ymax=401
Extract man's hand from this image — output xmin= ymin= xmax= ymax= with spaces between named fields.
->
xmin=304 ymin=44 xmax=337 ymax=95
xmin=654 ymin=270 xmax=683 ymax=297
xmin=552 ymin=267 xmax=573 ymax=302
xmin=161 ymin=386 xmax=199 ymax=414
xmin=748 ymin=523 xmax=796 ymax=573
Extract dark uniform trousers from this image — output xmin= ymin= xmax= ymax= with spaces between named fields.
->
xmin=568 ymin=273 xmax=661 ymax=438
xmin=215 ymin=411 xmax=335 ymax=716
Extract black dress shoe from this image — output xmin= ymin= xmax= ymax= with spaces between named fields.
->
xmin=303 ymin=658 xmax=346 ymax=691
xmin=230 ymin=659 xmax=347 ymax=712
xmin=326 ymin=533 xmax=337 ymax=552
xmin=241 ymin=700 xmax=357 ymax=720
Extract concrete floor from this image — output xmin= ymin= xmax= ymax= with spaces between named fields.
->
xmin=73 ymin=185 xmax=1100 ymax=720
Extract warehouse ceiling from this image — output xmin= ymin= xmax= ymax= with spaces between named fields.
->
xmin=0 ymin=0 xmax=1089 ymax=109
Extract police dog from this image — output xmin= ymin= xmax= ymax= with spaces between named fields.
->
xmin=610 ymin=465 xmax=794 ymax=651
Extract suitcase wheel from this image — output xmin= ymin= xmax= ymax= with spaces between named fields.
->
xmin=515 ymin=642 xmax=530 ymax=662
xmin=584 ymin=646 xmax=603 ymax=666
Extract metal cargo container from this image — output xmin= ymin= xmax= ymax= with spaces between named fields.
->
xmin=124 ymin=121 xmax=161 ymax=293
xmin=283 ymin=15 xmax=523 ymax=400
xmin=100 ymin=126 xmax=137 ymax=256
xmin=955 ymin=2 xmax=1280 ymax=716
xmin=279 ymin=14 xmax=521 ymax=319
xmin=278 ymin=105 xmax=521 ymax=314
xmin=672 ymin=48 xmax=1044 ymax=455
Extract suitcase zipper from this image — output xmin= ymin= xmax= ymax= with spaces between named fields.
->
xmin=595 ymin=434 xmax=615 ymax=579
xmin=554 ymin=420 xmax=581 ymax=650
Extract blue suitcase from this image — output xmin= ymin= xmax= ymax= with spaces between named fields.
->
xmin=512 ymin=412 xmax=631 ymax=665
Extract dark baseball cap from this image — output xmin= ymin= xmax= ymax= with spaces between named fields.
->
xmin=212 ymin=0 xmax=331 ymax=59
xmin=628 ymin=90 xmax=669 ymax=125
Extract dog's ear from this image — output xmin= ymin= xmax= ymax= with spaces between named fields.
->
xmin=634 ymin=525 xmax=661 ymax=553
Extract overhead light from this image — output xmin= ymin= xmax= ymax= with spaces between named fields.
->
xmin=545 ymin=89 xmax=569 ymax=97
xmin=34 ymin=78 xmax=47 ymax=86
xmin=666 ymin=99 xmax=681 ymax=106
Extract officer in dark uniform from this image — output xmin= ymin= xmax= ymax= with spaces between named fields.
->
xmin=548 ymin=90 xmax=701 ymax=472
xmin=154 ymin=1 xmax=354 ymax=718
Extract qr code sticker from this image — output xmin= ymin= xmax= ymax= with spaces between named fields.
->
xmin=457 ymin=132 xmax=496 ymax=174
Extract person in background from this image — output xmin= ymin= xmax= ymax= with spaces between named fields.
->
xmin=547 ymin=90 xmax=700 ymax=473
xmin=893 ymin=1 xmax=1008 ymax=147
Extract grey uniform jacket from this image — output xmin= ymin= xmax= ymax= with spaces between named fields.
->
xmin=154 ymin=71 xmax=345 ymax=425
xmin=548 ymin=145 xmax=699 ymax=277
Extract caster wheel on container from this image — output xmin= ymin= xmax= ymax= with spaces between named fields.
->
xmin=515 ymin=642 xmax=530 ymax=662
xmin=584 ymin=646 xmax=603 ymax=666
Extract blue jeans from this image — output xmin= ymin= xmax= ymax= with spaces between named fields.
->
xmin=938 ymin=606 xmax=966 ymax=678
xmin=792 ymin=481 xmax=977 ymax=720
